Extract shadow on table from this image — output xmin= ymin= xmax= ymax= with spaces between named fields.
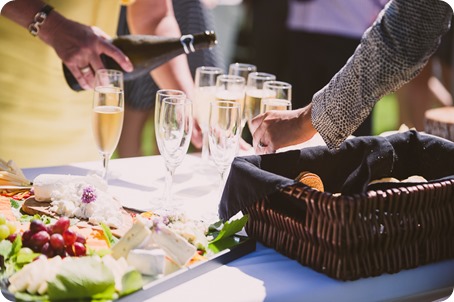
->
xmin=24 ymin=165 xmax=91 ymax=180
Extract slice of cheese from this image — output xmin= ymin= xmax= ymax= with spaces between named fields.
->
xmin=149 ymin=225 xmax=196 ymax=267
xmin=127 ymin=248 xmax=166 ymax=276
xmin=111 ymin=220 xmax=151 ymax=260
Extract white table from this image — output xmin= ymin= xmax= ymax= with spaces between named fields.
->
xmin=23 ymin=154 xmax=454 ymax=302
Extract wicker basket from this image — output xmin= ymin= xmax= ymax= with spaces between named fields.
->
xmin=243 ymin=181 xmax=454 ymax=280
xmin=220 ymin=131 xmax=454 ymax=281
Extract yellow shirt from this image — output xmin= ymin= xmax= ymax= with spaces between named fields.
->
xmin=0 ymin=1 xmax=124 ymax=168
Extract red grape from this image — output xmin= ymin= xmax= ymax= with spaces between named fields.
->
xmin=22 ymin=230 xmax=32 ymax=242
xmin=29 ymin=220 xmax=47 ymax=234
xmin=73 ymin=242 xmax=86 ymax=256
xmin=63 ymin=229 xmax=77 ymax=246
xmin=51 ymin=217 xmax=70 ymax=234
xmin=41 ymin=242 xmax=54 ymax=258
xmin=7 ymin=233 xmax=17 ymax=243
xmin=29 ymin=230 xmax=50 ymax=251
xmin=49 ymin=233 xmax=65 ymax=251
xmin=75 ymin=233 xmax=86 ymax=244
xmin=65 ymin=244 xmax=75 ymax=257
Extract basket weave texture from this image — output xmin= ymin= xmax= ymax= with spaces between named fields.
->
xmin=219 ymin=131 xmax=454 ymax=281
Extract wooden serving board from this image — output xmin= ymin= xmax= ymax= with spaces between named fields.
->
xmin=22 ymin=197 xmax=134 ymax=238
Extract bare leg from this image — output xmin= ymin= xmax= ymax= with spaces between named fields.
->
xmin=117 ymin=104 xmax=153 ymax=158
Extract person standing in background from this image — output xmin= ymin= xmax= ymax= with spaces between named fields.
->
xmin=283 ymin=0 xmax=389 ymax=137
xmin=395 ymin=25 xmax=454 ymax=130
xmin=0 ymin=0 xmax=194 ymax=168
xmin=117 ymin=0 xmax=222 ymax=157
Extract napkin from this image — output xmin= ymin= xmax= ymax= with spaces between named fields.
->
xmin=219 ymin=130 xmax=454 ymax=220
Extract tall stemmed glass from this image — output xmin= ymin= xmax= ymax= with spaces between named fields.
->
xmin=193 ymin=66 xmax=223 ymax=163
xmin=228 ymin=63 xmax=257 ymax=80
xmin=92 ymin=69 xmax=124 ymax=181
xmin=155 ymin=96 xmax=193 ymax=204
xmin=208 ymin=100 xmax=242 ymax=195
xmin=215 ymin=75 xmax=246 ymax=129
xmin=244 ymin=72 xmax=276 ymax=131
xmin=154 ymin=89 xmax=186 ymax=152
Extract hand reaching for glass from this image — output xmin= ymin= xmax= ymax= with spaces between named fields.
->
xmin=250 ymin=105 xmax=317 ymax=155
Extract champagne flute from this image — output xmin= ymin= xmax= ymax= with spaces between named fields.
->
xmin=228 ymin=63 xmax=257 ymax=80
xmin=154 ymin=89 xmax=186 ymax=152
xmin=208 ymin=100 xmax=242 ymax=195
xmin=263 ymin=80 xmax=292 ymax=101
xmin=245 ymin=72 xmax=276 ymax=130
xmin=155 ymin=96 xmax=193 ymax=204
xmin=92 ymin=69 xmax=124 ymax=181
xmin=215 ymin=75 xmax=246 ymax=128
xmin=260 ymin=98 xmax=292 ymax=113
xmin=193 ymin=66 xmax=224 ymax=163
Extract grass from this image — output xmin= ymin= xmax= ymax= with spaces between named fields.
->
xmin=372 ymin=94 xmax=400 ymax=135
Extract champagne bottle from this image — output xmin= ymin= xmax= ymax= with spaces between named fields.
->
xmin=63 ymin=30 xmax=217 ymax=91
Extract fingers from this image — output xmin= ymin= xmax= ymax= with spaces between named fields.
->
xmin=239 ymin=138 xmax=253 ymax=151
xmin=252 ymin=115 xmax=276 ymax=155
xmin=100 ymin=40 xmax=133 ymax=72
xmin=249 ymin=113 xmax=264 ymax=134
xmin=65 ymin=64 xmax=92 ymax=90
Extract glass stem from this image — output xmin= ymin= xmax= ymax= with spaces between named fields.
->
xmin=102 ymin=153 xmax=111 ymax=181
xmin=163 ymin=165 xmax=176 ymax=203
xmin=201 ymin=131 xmax=209 ymax=163
xmin=218 ymin=168 xmax=228 ymax=200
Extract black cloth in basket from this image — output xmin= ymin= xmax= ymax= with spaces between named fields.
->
xmin=219 ymin=130 xmax=454 ymax=220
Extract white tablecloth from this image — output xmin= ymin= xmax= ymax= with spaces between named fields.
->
xmin=22 ymin=153 xmax=454 ymax=302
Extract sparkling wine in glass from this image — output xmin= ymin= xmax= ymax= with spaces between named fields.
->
xmin=208 ymin=100 xmax=241 ymax=196
xmin=92 ymin=69 xmax=124 ymax=181
xmin=215 ymin=74 xmax=246 ymax=128
xmin=260 ymin=98 xmax=292 ymax=113
xmin=193 ymin=66 xmax=223 ymax=163
xmin=244 ymin=72 xmax=276 ymax=130
xmin=155 ymin=96 xmax=193 ymax=204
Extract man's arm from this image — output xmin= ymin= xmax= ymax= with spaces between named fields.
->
xmin=1 ymin=0 xmax=133 ymax=90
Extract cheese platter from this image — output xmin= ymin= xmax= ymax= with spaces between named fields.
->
xmin=0 ymin=172 xmax=256 ymax=301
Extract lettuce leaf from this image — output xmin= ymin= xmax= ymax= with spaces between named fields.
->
xmin=120 ymin=269 xmax=143 ymax=297
xmin=47 ymin=257 xmax=116 ymax=301
xmin=208 ymin=215 xmax=248 ymax=253
xmin=209 ymin=215 xmax=248 ymax=244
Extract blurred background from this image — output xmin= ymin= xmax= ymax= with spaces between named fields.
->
xmin=126 ymin=0 xmax=453 ymax=157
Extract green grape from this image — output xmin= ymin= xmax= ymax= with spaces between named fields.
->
xmin=6 ymin=221 xmax=16 ymax=234
xmin=0 ymin=224 xmax=10 ymax=240
xmin=0 ymin=214 xmax=6 ymax=225
xmin=18 ymin=247 xmax=34 ymax=255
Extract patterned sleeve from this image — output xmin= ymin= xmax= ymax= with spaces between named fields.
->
xmin=311 ymin=0 xmax=453 ymax=149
